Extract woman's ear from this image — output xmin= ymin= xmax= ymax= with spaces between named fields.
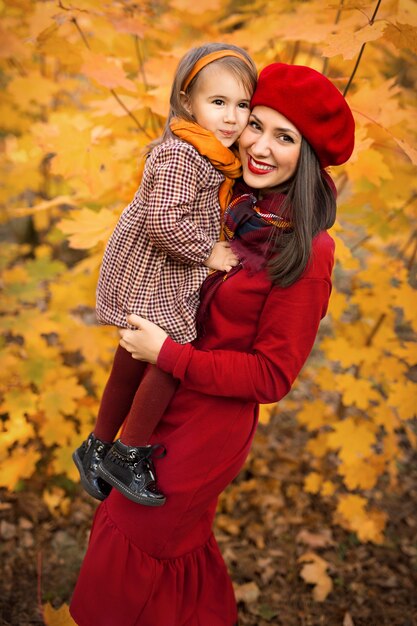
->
xmin=180 ymin=90 xmax=192 ymax=115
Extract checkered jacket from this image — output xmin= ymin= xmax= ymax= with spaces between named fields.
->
xmin=96 ymin=139 xmax=224 ymax=343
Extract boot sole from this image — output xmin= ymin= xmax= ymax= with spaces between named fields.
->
xmin=97 ymin=464 xmax=166 ymax=507
xmin=72 ymin=451 xmax=108 ymax=502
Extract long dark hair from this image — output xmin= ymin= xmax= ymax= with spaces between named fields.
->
xmin=267 ymin=139 xmax=336 ymax=287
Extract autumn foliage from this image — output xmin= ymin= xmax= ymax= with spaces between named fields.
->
xmin=0 ymin=0 xmax=416 ymax=560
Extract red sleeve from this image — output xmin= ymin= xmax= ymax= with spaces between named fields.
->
xmin=157 ymin=276 xmax=331 ymax=403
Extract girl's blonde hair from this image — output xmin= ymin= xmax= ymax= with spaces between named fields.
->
xmin=159 ymin=42 xmax=257 ymax=142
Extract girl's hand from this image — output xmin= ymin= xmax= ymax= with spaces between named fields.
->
xmin=204 ymin=241 xmax=239 ymax=272
xmin=119 ymin=314 xmax=168 ymax=364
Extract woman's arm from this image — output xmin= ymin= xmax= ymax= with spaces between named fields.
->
xmin=120 ymin=276 xmax=331 ymax=404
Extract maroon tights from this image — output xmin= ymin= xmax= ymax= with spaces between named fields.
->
xmin=93 ymin=345 xmax=178 ymax=446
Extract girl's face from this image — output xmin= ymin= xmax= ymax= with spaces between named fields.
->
xmin=182 ymin=64 xmax=252 ymax=147
xmin=239 ymin=106 xmax=302 ymax=190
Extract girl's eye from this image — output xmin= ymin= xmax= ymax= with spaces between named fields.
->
xmin=213 ymin=99 xmax=224 ymax=106
xmin=238 ymin=102 xmax=250 ymax=109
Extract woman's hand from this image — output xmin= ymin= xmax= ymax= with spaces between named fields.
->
xmin=119 ymin=314 xmax=168 ymax=364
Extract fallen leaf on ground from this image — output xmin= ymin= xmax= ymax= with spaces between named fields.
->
xmin=43 ymin=602 xmax=76 ymax=625
xmin=233 ymin=581 xmax=260 ymax=604
xmin=298 ymin=551 xmax=333 ymax=602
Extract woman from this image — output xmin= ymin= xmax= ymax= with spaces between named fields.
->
xmin=70 ymin=63 xmax=355 ymax=626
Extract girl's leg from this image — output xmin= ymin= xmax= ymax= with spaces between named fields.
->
xmin=120 ymin=365 xmax=178 ymax=445
xmin=93 ymin=345 xmax=147 ymax=443
xmin=97 ymin=366 xmax=178 ymax=506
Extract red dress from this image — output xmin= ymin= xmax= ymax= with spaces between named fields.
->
xmin=70 ymin=231 xmax=334 ymax=626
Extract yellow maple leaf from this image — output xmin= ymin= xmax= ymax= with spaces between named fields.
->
xmin=387 ymin=380 xmax=416 ymax=420
xmin=258 ymin=402 xmax=277 ymax=424
xmin=52 ymin=430 xmax=88 ymax=481
xmin=38 ymin=33 xmax=83 ymax=71
xmin=349 ymin=79 xmax=404 ymax=130
xmin=355 ymin=509 xmax=387 ymax=544
xmin=0 ymin=445 xmax=41 ymax=490
xmin=321 ymin=337 xmax=370 ymax=369
xmin=297 ymin=399 xmax=335 ymax=431
xmin=321 ymin=481 xmax=336 ymax=497
xmin=328 ymin=290 xmax=349 ymax=319
xmin=312 ymin=367 xmax=338 ymax=392
xmin=2 ymin=309 xmax=61 ymax=342
xmin=19 ymin=338 xmax=65 ymax=388
xmin=327 ymin=417 xmax=376 ymax=464
xmin=60 ymin=322 xmax=115 ymax=363
xmin=7 ymin=73 xmax=60 ymax=109
xmin=108 ymin=14 xmax=147 ymax=37
xmin=27 ymin=1 xmax=61 ymax=40
xmin=43 ymin=487 xmax=71 ymax=517
xmin=394 ymin=282 xmax=417 ymax=327
xmin=298 ymin=552 xmax=333 ymax=602
xmin=58 ymin=207 xmax=118 ymax=249
xmin=346 ymin=126 xmax=375 ymax=164
xmin=90 ymin=94 xmax=142 ymax=118
xmin=304 ymin=472 xmax=322 ymax=494
xmin=337 ymin=374 xmax=381 ymax=410
xmin=170 ymin=0 xmax=224 ymax=13
xmin=2 ymin=265 xmax=30 ymax=285
xmin=37 ymin=376 xmax=86 ymax=420
xmin=48 ymin=275 xmax=97 ymax=311
xmin=345 ymin=148 xmax=393 ymax=186
xmin=336 ymin=493 xmax=367 ymax=522
xmin=322 ymin=19 xmax=387 ymax=60
xmin=338 ymin=456 xmax=385 ymax=490
xmin=336 ymin=495 xmax=387 ymax=543
xmin=306 ymin=433 xmax=330 ymax=458
xmin=43 ymin=602 xmax=76 ymax=626
xmin=81 ymin=52 xmax=137 ymax=92
xmin=0 ymin=390 xmax=38 ymax=422
xmin=370 ymin=404 xmax=399 ymax=434
xmin=328 ymin=231 xmax=356 ymax=267
xmin=38 ymin=414 xmax=77 ymax=447
xmin=384 ymin=22 xmax=417 ymax=54
xmin=393 ymin=341 xmax=417 ymax=366
xmin=0 ymin=22 xmax=30 ymax=59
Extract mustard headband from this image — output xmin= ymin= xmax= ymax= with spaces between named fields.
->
xmin=182 ymin=50 xmax=253 ymax=91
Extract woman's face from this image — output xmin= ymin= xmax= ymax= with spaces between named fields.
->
xmin=239 ymin=105 xmax=302 ymax=190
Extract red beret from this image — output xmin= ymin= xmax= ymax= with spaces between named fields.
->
xmin=250 ymin=63 xmax=355 ymax=168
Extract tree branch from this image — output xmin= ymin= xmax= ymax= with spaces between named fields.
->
xmin=343 ymin=0 xmax=383 ymax=96
xmin=322 ymin=0 xmax=345 ymax=76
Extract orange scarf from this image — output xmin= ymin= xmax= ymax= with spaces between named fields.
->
xmin=169 ymin=118 xmax=242 ymax=214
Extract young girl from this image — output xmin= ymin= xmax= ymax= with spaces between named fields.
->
xmin=72 ymin=43 xmax=257 ymax=506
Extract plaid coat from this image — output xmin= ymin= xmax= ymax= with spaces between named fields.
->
xmin=96 ymin=139 xmax=224 ymax=343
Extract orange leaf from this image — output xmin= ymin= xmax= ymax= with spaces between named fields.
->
xmin=43 ymin=602 xmax=77 ymax=626
xmin=322 ymin=20 xmax=387 ymax=60
xmin=58 ymin=207 xmax=118 ymax=249
xmin=298 ymin=552 xmax=333 ymax=602
xmin=384 ymin=22 xmax=417 ymax=54
xmin=81 ymin=52 xmax=137 ymax=92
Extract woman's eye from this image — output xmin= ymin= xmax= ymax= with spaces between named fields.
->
xmin=280 ymin=134 xmax=294 ymax=143
xmin=249 ymin=120 xmax=261 ymax=130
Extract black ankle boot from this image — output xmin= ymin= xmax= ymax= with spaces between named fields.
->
xmin=72 ymin=433 xmax=112 ymax=501
xmin=97 ymin=440 xmax=166 ymax=506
